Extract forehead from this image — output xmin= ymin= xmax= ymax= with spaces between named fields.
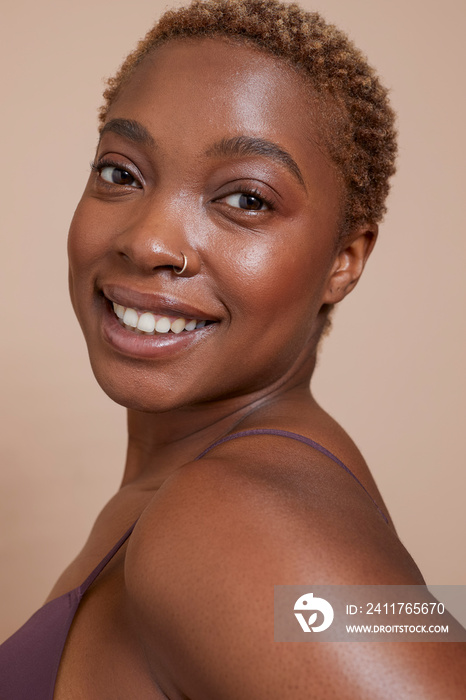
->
xmin=106 ymin=37 xmax=341 ymax=211
xmin=113 ymin=36 xmax=316 ymax=119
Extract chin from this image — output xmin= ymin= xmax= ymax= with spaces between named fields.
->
xmin=87 ymin=359 xmax=177 ymax=413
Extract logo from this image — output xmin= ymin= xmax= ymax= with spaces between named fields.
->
xmin=294 ymin=592 xmax=334 ymax=632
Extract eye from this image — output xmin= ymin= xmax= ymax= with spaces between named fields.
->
xmin=91 ymin=158 xmax=142 ymax=189
xmin=223 ymin=193 xmax=268 ymax=211
xmin=99 ymin=165 xmax=139 ymax=188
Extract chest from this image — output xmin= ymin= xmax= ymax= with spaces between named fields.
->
xmin=49 ymin=487 xmax=185 ymax=699
xmin=53 ymin=547 xmax=171 ymax=699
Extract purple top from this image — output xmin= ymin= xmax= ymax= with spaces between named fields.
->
xmin=0 ymin=429 xmax=387 ymax=698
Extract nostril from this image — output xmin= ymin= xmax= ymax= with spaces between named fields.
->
xmin=116 ymin=242 xmax=197 ymax=275
xmin=172 ymin=253 xmax=189 ymax=276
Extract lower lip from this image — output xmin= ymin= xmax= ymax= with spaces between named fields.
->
xmin=101 ymin=299 xmax=215 ymax=359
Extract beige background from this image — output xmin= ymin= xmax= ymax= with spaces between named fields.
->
xmin=1 ymin=0 xmax=465 ymax=641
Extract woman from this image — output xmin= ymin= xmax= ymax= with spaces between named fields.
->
xmin=1 ymin=0 xmax=465 ymax=697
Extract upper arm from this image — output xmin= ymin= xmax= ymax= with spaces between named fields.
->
xmin=124 ymin=456 xmax=466 ymax=700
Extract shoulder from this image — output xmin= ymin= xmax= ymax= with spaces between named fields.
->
xmin=120 ymin=436 xmax=466 ymax=699
xmin=127 ymin=432 xmax=422 ymax=591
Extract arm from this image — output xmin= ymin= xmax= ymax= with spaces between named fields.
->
xmin=125 ymin=450 xmax=466 ymax=700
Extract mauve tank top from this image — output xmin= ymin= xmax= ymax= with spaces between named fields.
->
xmin=0 ymin=429 xmax=387 ymax=699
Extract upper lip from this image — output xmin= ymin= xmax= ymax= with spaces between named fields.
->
xmin=102 ymin=284 xmax=220 ymax=321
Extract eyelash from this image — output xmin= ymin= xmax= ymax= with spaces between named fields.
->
xmin=90 ymin=158 xmax=141 ymax=187
xmin=90 ymin=160 xmax=276 ymax=211
xmin=231 ymin=188 xmax=275 ymax=211
xmin=215 ymin=186 xmax=276 ymax=215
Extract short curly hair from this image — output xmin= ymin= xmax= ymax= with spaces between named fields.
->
xmin=99 ymin=0 xmax=397 ymax=233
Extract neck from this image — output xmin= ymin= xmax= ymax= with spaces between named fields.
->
xmin=121 ymin=346 xmax=319 ymax=489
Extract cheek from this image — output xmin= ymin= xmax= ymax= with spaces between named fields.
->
xmin=67 ymin=198 xmax=105 ymax=320
xmin=69 ymin=199 xmax=97 ymax=266
xmin=217 ymin=231 xmax=334 ymax=365
xmin=224 ymin=229 xmax=334 ymax=321
xmin=68 ymin=195 xmax=112 ymax=284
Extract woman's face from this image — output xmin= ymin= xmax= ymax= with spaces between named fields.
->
xmin=68 ymin=38 xmax=345 ymax=412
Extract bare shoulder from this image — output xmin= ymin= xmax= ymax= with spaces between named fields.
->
xmin=123 ymin=435 xmax=466 ymax=699
xmin=127 ymin=432 xmax=422 ymax=597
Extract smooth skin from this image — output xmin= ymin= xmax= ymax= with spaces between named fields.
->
xmin=48 ymin=38 xmax=466 ymax=698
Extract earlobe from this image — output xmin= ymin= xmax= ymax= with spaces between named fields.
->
xmin=322 ymin=224 xmax=378 ymax=305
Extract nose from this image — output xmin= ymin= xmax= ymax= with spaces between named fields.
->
xmin=114 ymin=199 xmax=201 ymax=278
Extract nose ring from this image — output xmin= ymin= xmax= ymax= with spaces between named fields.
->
xmin=173 ymin=253 xmax=188 ymax=275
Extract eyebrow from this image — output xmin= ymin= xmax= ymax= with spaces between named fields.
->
xmin=99 ymin=121 xmax=305 ymax=187
xmin=205 ymin=136 xmax=305 ymax=187
xmin=99 ymin=118 xmax=155 ymax=148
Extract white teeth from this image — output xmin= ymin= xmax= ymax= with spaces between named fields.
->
xmin=123 ymin=308 xmax=138 ymax=328
xmin=111 ymin=301 xmax=210 ymax=334
xmin=170 ymin=318 xmax=186 ymax=334
xmin=137 ymin=312 xmax=156 ymax=333
xmin=155 ymin=316 xmax=171 ymax=333
xmin=113 ymin=303 xmax=125 ymax=319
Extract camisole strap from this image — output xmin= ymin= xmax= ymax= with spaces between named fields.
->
xmin=77 ymin=520 xmax=137 ymax=597
xmin=0 ymin=520 xmax=139 ymax=700
xmin=195 ymin=428 xmax=388 ymax=523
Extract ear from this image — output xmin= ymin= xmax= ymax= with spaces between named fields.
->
xmin=321 ymin=224 xmax=378 ymax=305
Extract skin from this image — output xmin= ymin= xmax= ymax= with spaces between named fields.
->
xmin=50 ymin=38 xmax=466 ymax=699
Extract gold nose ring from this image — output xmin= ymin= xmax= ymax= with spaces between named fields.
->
xmin=173 ymin=253 xmax=188 ymax=275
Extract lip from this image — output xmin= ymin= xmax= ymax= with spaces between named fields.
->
xmin=100 ymin=297 xmax=217 ymax=359
xmin=102 ymin=283 xmax=219 ymax=321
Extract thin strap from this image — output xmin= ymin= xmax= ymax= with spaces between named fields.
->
xmin=78 ymin=521 xmax=137 ymax=597
xmin=195 ymin=428 xmax=388 ymax=523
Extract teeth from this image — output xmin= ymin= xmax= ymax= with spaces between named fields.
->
xmin=137 ymin=312 xmax=156 ymax=333
xmin=123 ymin=308 xmax=138 ymax=328
xmin=170 ymin=318 xmax=186 ymax=334
xmin=114 ymin=303 xmax=125 ymax=319
xmin=155 ymin=317 xmax=171 ymax=333
xmin=112 ymin=301 xmax=209 ymax=334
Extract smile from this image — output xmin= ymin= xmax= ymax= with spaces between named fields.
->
xmin=112 ymin=302 xmax=208 ymax=335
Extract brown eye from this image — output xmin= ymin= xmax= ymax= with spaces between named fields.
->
xmin=100 ymin=165 xmax=139 ymax=187
xmin=224 ymin=193 xmax=268 ymax=211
